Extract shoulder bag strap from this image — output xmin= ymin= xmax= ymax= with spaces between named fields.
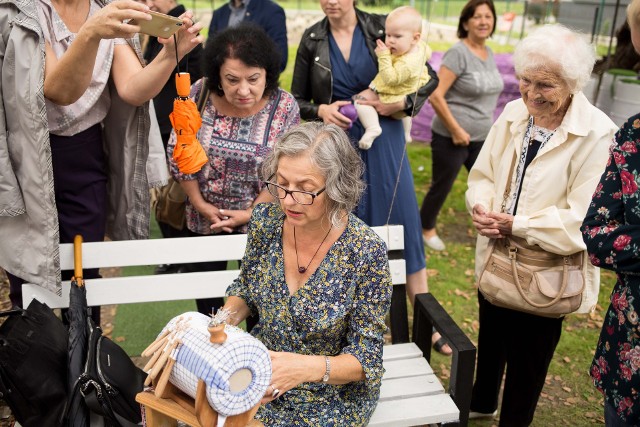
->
xmin=500 ymin=151 xmax=518 ymax=214
xmin=196 ymin=77 xmax=210 ymax=115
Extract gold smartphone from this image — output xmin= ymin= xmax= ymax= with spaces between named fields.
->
xmin=131 ymin=11 xmax=183 ymax=38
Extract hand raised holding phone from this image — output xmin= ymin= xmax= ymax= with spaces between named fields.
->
xmin=130 ymin=10 xmax=183 ymax=38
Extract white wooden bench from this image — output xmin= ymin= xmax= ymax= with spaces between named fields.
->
xmin=23 ymin=225 xmax=475 ymax=426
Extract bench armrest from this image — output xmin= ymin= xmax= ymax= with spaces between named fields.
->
xmin=412 ymin=293 xmax=476 ymax=427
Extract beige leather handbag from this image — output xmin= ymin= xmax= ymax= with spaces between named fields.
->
xmin=478 ymin=236 xmax=585 ymax=317
xmin=477 ymin=149 xmax=585 ymax=318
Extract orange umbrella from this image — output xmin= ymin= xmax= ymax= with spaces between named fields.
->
xmin=170 ymin=73 xmax=208 ymax=174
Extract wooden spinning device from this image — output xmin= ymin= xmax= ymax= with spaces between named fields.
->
xmin=136 ymin=321 xmax=265 ymax=427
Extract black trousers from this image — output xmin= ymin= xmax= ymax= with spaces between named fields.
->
xmin=420 ymin=132 xmax=484 ymax=230
xmin=470 ymin=292 xmax=563 ymax=426
xmin=8 ymin=124 xmax=106 ymax=325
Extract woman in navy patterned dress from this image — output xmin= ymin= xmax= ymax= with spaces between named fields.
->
xmin=583 ymin=113 xmax=640 ymax=426
xmin=167 ymin=25 xmax=300 ymax=315
xmin=582 ymin=4 xmax=640 ymax=424
xmin=225 ymin=122 xmax=393 ymax=426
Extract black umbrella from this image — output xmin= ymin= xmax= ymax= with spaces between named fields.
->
xmin=67 ymin=234 xmax=89 ymax=427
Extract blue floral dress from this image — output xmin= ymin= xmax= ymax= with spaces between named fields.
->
xmin=226 ymin=203 xmax=393 ymax=426
xmin=582 ymin=114 xmax=640 ymax=424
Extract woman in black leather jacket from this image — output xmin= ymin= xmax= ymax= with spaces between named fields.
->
xmin=291 ymin=0 xmax=450 ymax=353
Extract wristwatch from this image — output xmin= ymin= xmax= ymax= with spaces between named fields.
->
xmin=322 ymin=356 xmax=330 ymax=383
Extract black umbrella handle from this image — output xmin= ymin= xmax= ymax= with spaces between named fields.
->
xmin=0 ymin=308 xmax=25 ymax=318
xmin=73 ymin=235 xmax=84 ymax=285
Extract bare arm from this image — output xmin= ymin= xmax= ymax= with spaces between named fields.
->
xmin=111 ymin=11 xmax=203 ymax=106
xmin=43 ymin=0 xmax=151 ymax=105
xmin=262 ymin=352 xmax=364 ymax=404
xmin=223 ymin=296 xmax=252 ymax=326
xmin=428 ymin=65 xmax=471 ymax=145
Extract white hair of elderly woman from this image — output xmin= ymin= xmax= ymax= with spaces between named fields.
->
xmin=513 ymin=24 xmax=596 ymax=94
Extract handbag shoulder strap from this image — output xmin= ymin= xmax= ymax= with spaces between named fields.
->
xmin=500 ymin=151 xmax=518 ymax=214
xmin=196 ymin=77 xmax=210 ymax=115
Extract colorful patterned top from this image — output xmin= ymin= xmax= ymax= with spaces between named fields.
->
xmin=582 ymin=114 xmax=640 ymax=424
xmin=167 ymin=79 xmax=300 ymax=234
xmin=226 ymin=203 xmax=393 ymax=426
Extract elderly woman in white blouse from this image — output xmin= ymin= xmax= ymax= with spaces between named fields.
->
xmin=465 ymin=25 xmax=617 ymax=426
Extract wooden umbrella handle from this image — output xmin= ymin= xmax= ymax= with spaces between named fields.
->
xmin=73 ymin=235 xmax=84 ymax=283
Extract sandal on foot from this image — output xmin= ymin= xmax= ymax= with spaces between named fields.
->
xmin=432 ymin=331 xmax=453 ymax=356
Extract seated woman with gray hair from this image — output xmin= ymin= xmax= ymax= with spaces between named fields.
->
xmin=466 ymin=24 xmax=617 ymax=425
xmin=223 ymin=122 xmax=392 ymax=425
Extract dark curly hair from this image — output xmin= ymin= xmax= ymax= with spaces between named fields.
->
xmin=201 ymin=23 xmax=281 ymax=97
xmin=457 ymin=0 xmax=497 ymax=39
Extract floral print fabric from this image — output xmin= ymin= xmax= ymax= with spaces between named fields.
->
xmin=167 ymin=79 xmax=300 ymax=234
xmin=582 ymin=114 xmax=640 ymax=424
xmin=226 ymin=203 xmax=393 ymax=426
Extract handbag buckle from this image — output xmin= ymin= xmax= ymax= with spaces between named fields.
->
xmin=508 ymin=247 xmax=517 ymax=259
xmin=80 ymin=378 xmax=103 ymax=399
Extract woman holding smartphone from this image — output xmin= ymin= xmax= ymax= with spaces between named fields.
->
xmin=0 ymin=0 xmax=203 ymax=322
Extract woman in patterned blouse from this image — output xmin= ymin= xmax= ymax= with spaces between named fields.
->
xmin=582 ymin=2 xmax=640 ymax=425
xmin=167 ymin=24 xmax=300 ymax=316
xmin=224 ymin=122 xmax=393 ymax=426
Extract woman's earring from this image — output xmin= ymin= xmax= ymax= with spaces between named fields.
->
xmin=218 ymin=84 xmax=223 ymax=91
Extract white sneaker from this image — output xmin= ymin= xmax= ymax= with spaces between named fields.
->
xmin=423 ymin=234 xmax=446 ymax=251
xmin=468 ymin=410 xmax=497 ymax=419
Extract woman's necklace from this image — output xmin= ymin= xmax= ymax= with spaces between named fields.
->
xmin=293 ymin=226 xmax=332 ymax=274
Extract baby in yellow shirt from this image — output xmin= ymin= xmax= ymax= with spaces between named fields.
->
xmin=355 ymin=6 xmax=432 ymax=149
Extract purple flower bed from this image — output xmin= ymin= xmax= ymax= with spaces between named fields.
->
xmin=410 ymin=51 xmax=521 ymax=143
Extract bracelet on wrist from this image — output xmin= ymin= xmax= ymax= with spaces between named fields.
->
xmin=321 ymin=356 xmax=330 ymax=383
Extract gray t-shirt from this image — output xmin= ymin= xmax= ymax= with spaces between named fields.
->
xmin=431 ymin=41 xmax=504 ymax=141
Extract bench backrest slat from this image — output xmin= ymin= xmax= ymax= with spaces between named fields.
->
xmin=56 ymin=225 xmax=404 ymax=269
xmin=22 ymin=225 xmax=406 ymax=309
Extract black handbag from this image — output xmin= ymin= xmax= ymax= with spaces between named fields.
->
xmin=73 ymin=317 xmax=146 ymax=426
xmin=0 ymin=300 xmax=69 ymax=427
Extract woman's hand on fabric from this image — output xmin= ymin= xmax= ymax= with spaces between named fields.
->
xmin=318 ymin=101 xmax=352 ymax=129
xmin=209 ymin=208 xmax=251 ymax=233
xmin=472 ymin=204 xmax=501 ymax=239
xmin=82 ymin=0 xmax=151 ymax=41
xmin=157 ymin=10 xmax=204 ymax=59
xmin=486 ymin=211 xmax=514 ymax=237
xmin=260 ymin=351 xmax=315 ymax=404
xmin=356 ymin=98 xmax=404 ymax=117
xmin=451 ymin=127 xmax=471 ymax=146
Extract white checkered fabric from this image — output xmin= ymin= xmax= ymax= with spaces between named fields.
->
xmin=159 ymin=312 xmax=271 ymax=416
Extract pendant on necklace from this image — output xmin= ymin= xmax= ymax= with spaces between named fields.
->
xmin=298 ymin=267 xmax=307 ymax=274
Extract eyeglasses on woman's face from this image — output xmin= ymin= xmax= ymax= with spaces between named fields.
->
xmin=264 ymin=175 xmax=326 ymax=205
